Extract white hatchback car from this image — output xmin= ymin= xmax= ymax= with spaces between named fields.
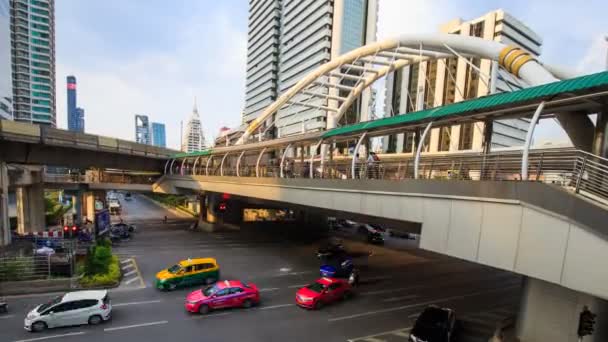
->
xmin=25 ymin=290 xmax=111 ymax=332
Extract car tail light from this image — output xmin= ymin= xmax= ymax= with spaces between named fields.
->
xmin=100 ymin=304 xmax=108 ymax=310
xmin=63 ymin=226 xmax=69 ymax=231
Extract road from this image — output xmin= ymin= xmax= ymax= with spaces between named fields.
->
xmin=0 ymin=193 xmax=521 ymax=342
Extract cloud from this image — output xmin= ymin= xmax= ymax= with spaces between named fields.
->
xmin=577 ymin=35 xmax=607 ymax=74
xmin=56 ymin=4 xmax=247 ymax=150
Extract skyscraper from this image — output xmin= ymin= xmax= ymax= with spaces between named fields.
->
xmin=151 ymin=122 xmax=166 ymax=148
xmin=135 ymin=114 xmax=150 ymax=145
xmin=0 ymin=0 xmax=12 ymax=120
xmin=182 ymin=100 xmax=205 ymax=153
xmin=10 ymin=0 xmax=56 ymax=126
xmin=383 ymin=9 xmax=542 ymax=153
xmin=243 ymin=0 xmax=378 ymax=137
xmin=66 ymin=76 xmax=84 ymax=132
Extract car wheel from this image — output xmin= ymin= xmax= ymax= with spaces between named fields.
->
xmin=314 ymin=301 xmax=323 ymax=310
xmin=166 ymin=283 xmax=177 ymax=291
xmin=343 ymin=291 xmax=353 ymax=300
xmin=242 ymin=299 xmax=253 ymax=309
xmin=31 ymin=321 xmax=47 ymax=332
xmin=88 ymin=315 xmax=103 ymax=325
xmin=198 ymin=305 xmax=210 ymax=315
xmin=205 ymin=277 xmax=216 ymax=285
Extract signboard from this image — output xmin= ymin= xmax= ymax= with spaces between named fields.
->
xmin=95 ymin=209 xmax=111 ymax=237
xmin=94 ymin=199 xmax=104 ymax=211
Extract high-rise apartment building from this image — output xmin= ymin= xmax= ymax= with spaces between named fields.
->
xmin=243 ymin=0 xmax=378 ymax=138
xmin=182 ymin=101 xmax=205 ymax=153
xmin=10 ymin=0 xmax=56 ymax=126
xmin=66 ymin=76 xmax=84 ymax=132
xmin=134 ymin=114 xmax=150 ymax=145
xmin=383 ymin=9 xmax=542 ymax=153
xmin=151 ymin=122 xmax=166 ymax=148
xmin=0 ymin=0 xmax=12 ymax=120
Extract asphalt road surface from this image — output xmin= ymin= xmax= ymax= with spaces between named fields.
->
xmin=0 ymin=193 xmax=522 ymax=342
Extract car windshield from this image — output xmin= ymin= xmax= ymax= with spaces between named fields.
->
xmin=306 ymin=282 xmax=326 ymax=293
xmin=202 ymin=285 xmax=219 ymax=296
xmin=167 ymin=264 xmax=182 ymax=274
xmin=38 ymin=295 xmax=63 ymax=313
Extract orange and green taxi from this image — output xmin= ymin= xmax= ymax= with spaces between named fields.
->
xmin=155 ymin=258 xmax=220 ymax=291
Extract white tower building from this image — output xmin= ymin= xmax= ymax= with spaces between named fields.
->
xmin=181 ymin=99 xmax=206 ymax=153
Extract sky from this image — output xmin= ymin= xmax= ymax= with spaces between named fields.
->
xmin=55 ymin=0 xmax=608 ymax=150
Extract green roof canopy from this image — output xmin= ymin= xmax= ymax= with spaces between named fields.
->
xmin=322 ymin=71 xmax=608 ymax=139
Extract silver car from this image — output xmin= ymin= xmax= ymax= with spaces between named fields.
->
xmin=24 ymin=290 xmax=112 ymax=332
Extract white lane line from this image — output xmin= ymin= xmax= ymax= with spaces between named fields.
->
xmin=258 ymin=304 xmax=295 ymax=310
xmin=382 ymin=294 xmax=419 ymax=303
xmin=347 ymin=327 xmax=411 ymax=342
xmin=124 ymin=276 xmax=141 ymax=285
xmin=287 ymin=284 xmax=307 ymax=288
xmin=104 ymin=320 xmax=168 ymax=332
xmin=359 ymin=286 xmax=417 ymax=296
xmin=13 ymin=332 xmax=86 ymax=342
xmin=112 ymin=299 xmax=162 ymax=307
xmin=123 ymin=269 xmax=137 ymax=277
xmin=119 ymin=259 xmax=132 ymax=265
xmin=259 ymin=287 xmax=280 ymax=292
xmin=121 ymin=264 xmax=135 ymax=271
xmin=191 ymin=312 xmax=231 ymax=319
xmin=0 ymin=314 xmax=16 ymax=319
xmin=329 ymin=286 xmax=519 ymax=322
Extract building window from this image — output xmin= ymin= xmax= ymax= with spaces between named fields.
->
xmin=32 ymin=106 xmax=50 ymax=113
xmin=406 ymin=64 xmax=419 ymax=113
xmin=30 ymin=15 xmax=49 ymax=23
xmin=31 ymin=38 xmax=49 ymax=46
xmin=32 ymin=91 xmax=50 ymax=98
xmin=403 ymin=132 xmax=415 ymax=153
xmin=470 ymin=22 xmax=485 ymax=38
xmin=31 ymin=84 xmax=50 ymax=91
xmin=458 ymin=123 xmax=474 ymax=150
xmin=442 ymin=58 xmax=458 ymax=104
xmin=438 ymin=127 xmax=451 ymax=152
xmin=423 ymin=61 xmax=438 ymax=109
xmin=464 ymin=58 xmax=481 ymax=100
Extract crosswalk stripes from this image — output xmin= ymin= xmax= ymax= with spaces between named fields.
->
xmin=117 ymin=257 xmax=145 ymax=289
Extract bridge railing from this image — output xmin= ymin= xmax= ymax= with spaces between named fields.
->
xmin=43 ymin=170 xmax=160 ymax=185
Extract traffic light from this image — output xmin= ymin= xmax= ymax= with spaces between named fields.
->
xmin=578 ymin=308 xmax=596 ymax=337
xmin=218 ymin=202 xmax=227 ymax=212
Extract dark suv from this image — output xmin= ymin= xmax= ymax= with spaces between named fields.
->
xmin=357 ymin=225 xmax=384 ymax=244
xmin=409 ymin=305 xmax=456 ymax=342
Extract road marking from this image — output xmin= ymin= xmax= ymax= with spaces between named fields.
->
xmin=13 ymin=332 xmax=86 ymax=342
xmin=191 ymin=312 xmax=231 ymax=319
xmin=258 ymin=303 xmax=295 ymax=310
xmin=0 ymin=314 xmax=15 ymax=319
xmin=275 ymin=271 xmax=314 ymax=277
xmin=382 ymin=294 xmax=419 ymax=302
xmin=347 ymin=327 xmax=412 ymax=342
xmin=329 ymin=286 xmax=519 ymax=322
xmin=120 ymin=259 xmax=132 ymax=265
xmin=124 ymin=276 xmax=141 ymax=285
xmin=287 ymin=284 xmax=307 ymax=288
xmin=104 ymin=320 xmax=168 ymax=332
xmin=113 ymin=299 xmax=162 ymax=307
xmin=121 ymin=264 xmax=135 ymax=271
xmin=259 ymin=287 xmax=280 ymax=292
xmin=123 ymin=269 xmax=137 ymax=277
xmin=359 ymin=286 xmax=416 ymax=296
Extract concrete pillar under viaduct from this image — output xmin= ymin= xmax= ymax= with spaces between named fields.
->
xmin=0 ymin=161 xmax=10 ymax=245
xmin=198 ymin=192 xmax=243 ymax=232
xmin=516 ymin=277 xmax=608 ymax=342
xmin=16 ymin=183 xmax=45 ymax=234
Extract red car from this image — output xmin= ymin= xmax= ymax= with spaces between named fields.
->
xmin=185 ymin=280 xmax=260 ymax=314
xmin=295 ymin=277 xmax=353 ymax=309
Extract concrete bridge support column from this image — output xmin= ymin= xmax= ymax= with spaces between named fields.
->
xmin=516 ymin=277 xmax=608 ymax=342
xmin=16 ymin=183 xmax=45 ymax=233
xmin=593 ymin=109 xmax=608 ymax=158
xmin=0 ymin=161 xmax=10 ymax=245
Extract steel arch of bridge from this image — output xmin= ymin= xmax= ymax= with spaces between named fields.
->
xmin=237 ymin=33 xmax=592 ymax=148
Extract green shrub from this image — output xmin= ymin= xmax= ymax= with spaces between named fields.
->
xmin=80 ymin=255 xmax=120 ymax=288
xmin=83 ymin=243 xmax=112 ymax=276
